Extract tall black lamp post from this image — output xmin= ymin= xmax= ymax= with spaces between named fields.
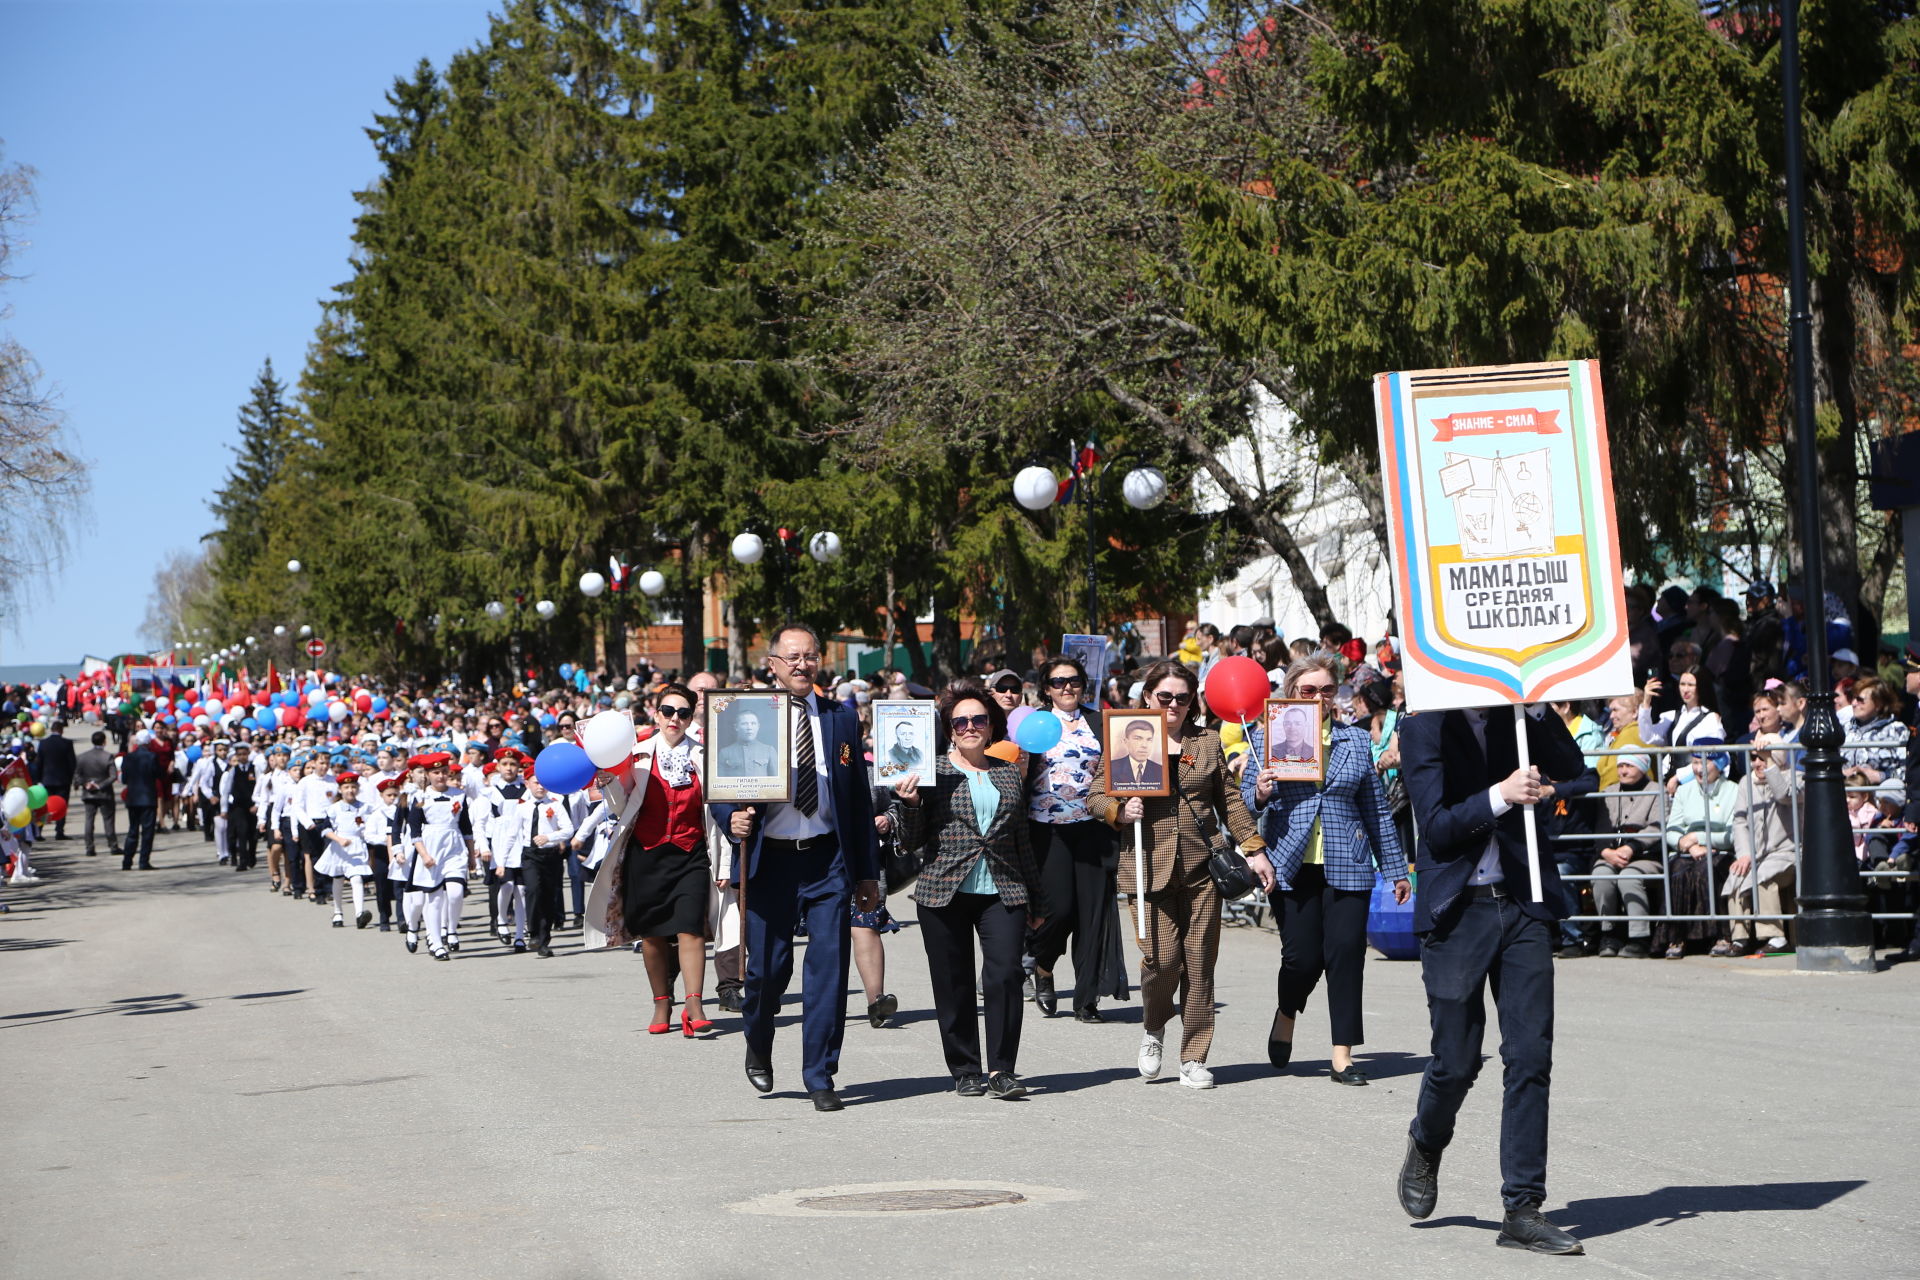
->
xmin=1783 ymin=0 xmax=1872 ymax=972
xmin=1012 ymin=455 xmax=1169 ymax=634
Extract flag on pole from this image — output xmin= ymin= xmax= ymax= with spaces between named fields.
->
xmin=1054 ymin=434 xmax=1102 ymax=505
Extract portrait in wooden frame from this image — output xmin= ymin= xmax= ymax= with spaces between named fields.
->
xmin=1103 ymin=709 xmax=1171 ymax=797
xmin=702 ymin=690 xmax=793 ymax=803
xmin=1263 ymin=697 xmax=1326 ymax=784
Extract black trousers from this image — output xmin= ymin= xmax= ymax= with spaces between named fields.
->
xmin=1026 ymin=819 xmax=1116 ymax=1011
xmin=1274 ymin=863 xmax=1373 ymax=1045
xmin=1411 ymin=892 xmax=1556 ymax=1211
xmin=523 ymin=847 xmax=566 ymax=949
xmin=199 ymin=797 xmax=218 ymax=841
xmin=83 ymin=797 xmax=116 ymax=853
xmin=49 ymin=784 xmax=70 ymax=836
xmin=122 ymin=805 xmax=156 ymax=868
xmin=228 ymin=808 xmax=258 ymax=868
xmin=920 ymin=892 xmax=1027 ymax=1077
xmin=369 ymin=847 xmax=398 ymax=922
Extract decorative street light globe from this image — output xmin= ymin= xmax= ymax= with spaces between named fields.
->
xmin=808 ymin=531 xmax=844 ymax=563
xmin=1122 ymin=466 xmax=1169 ymax=509
xmin=245 ymin=636 xmax=257 ymax=647
xmin=299 ymin=624 xmax=312 ymax=637
xmin=730 ymin=532 xmax=765 ymax=565
xmin=638 ymin=570 xmax=667 ymax=597
xmin=534 ymin=599 xmax=557 ymax=620
xmin=273 ymin=625 xmax=286 ymax=638
xmin=579 ymin=571 xmax=607 ymax=598
xmin=485 ymin=600 xmax=507 ymax=620
xmin=287 ymin=559 xmax=302 ymax=574
xmin=1013 ymin=466 xmax=1058 ymax=511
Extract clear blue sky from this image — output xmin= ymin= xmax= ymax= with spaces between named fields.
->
xmin=0 ymin=0 xmax=500 ymax=667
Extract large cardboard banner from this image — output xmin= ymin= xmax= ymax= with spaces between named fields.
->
xmin=1374 ymin=360 xmax=1632 ymax=712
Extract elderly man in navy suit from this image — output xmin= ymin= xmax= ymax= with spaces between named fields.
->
xmin=1395 ymin=702 xmax=1588 ymax=1256
xmin=715 ymin=624 xmax=881 ymax=1112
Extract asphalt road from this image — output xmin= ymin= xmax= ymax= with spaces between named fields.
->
xmin=4 ymin=821 xmax=1916 ymax=1279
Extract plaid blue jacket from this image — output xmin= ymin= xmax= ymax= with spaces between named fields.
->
xmin=1240 ymin=719 xmax=1408 ymax=892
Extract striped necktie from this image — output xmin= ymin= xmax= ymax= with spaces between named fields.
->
xmin=794 ymin=700 xmax=819 ymax=817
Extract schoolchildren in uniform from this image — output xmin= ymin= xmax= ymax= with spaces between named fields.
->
xmin=406 ymin=754 xmax=473 ymax=961
xmin=319 ymin=773 xmax=375 ymax=928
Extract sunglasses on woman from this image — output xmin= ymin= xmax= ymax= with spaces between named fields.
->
xmin=1045 ymin=676 xmax=1085 ymax=689
xmin=656 ymin=704 xmax=695 ymax=720
xmin=1295 ymin=683 xmax=1335 ymax=698
xmin=1152 ymin=691 xmax=1194 ymax=706
xmin=950 ymin=714 xmax=992 ymax=732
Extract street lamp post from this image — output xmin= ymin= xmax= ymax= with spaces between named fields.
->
xmin=1012 ymin=458 xmax=1168 ymax=634
xmin=1783 ymin=0 xmax=1871 ymax=972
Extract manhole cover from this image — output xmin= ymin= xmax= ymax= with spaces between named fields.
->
xmin=796 ymin=1188 xmax=1025 ymax=1213
xmin=731 ymin=1180 xmax=1081 ymax=1218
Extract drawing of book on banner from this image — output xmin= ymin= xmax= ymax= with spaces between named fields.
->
xmin=1438 ymin=449 xmax=1556 ymax=559
xmin=1373 ymin=360 xmax=1633 ymax=711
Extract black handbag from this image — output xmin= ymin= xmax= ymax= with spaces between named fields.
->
xmin=883 ymin=838 xmax=924 ymax=895
xmin=1206 ymin=840 xmax=1259 ymax=899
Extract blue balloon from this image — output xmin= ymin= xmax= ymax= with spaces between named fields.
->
xmin=370 ymin=696 xmax=387 ymax=714
xmin=533 ymin=740 xmax=595 ymax=793
xmin=255 ymin=712 xmax=276 ymax=731
xmin=303 ymin=683 xmax=320 ymax=695
xmin=1014 ymin=708 xmax=1063 ymax=754
xmin=539 ymin=712 xmax=557 ymax=728
xmin=558 ymin=663 xmax=574 ymax=679
xmin=407 ymin=718 xmax=419 ymax=729
xmin=185 ymin=745 xmax=203 ymax=763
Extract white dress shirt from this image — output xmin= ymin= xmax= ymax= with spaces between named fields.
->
xmin=760 ymin=693 xmax=836 ymax=840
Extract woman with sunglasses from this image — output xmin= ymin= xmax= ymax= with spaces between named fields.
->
xmin=1244 ymin=655 xmax=1409 ymax=1085
xmin=892 ymin=680 xmax=1047 ymax=1099
xmin=606 ymin=683 xmax=717 ymax=1036
xmin=1024 ymin=655 xmax=1121 ymax=1021
xmin=1091 ymin=660 xmax=1270 ymax=1089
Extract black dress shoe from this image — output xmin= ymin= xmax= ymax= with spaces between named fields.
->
xmin=1497 ymin=1205 xmax=1583 ymax=1255
xmin=954 ymin=1073 xmax=986 ymax=1097
xmin=718 ymin=988 xmax=743 ymax=1013
xmin=1329 ymin=1065 xmax=1370 ymax=1086
xmin=537 ymin=944 xmax=553 ymax=958
xmin=867 ymin=993 xmax=898 ymax=1029
xmin=744 ymin=1050 xmax=774 ymax=1094
xmin=1268 ymin=1038 xmax=1293 ymax=1071
xmin=810 ymin=1088 xmax=844 ymax=1112
xmin=1397 ymin=1135 xmax=1441 ymax=1219
xmin=1072 ymin=1006 xmax=1105 ymax=1024
xmin=1033 ymin=973 xmax=1057 ymax=1016
xmin=986 ymin=1072 xmax=1028 ymax=1100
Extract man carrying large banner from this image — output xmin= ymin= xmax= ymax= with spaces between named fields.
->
xmin=1376 ymin=360 xmax=1630 ymax=1258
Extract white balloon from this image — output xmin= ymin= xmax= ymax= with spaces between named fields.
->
xmin=1 ymin=789 xmax=26 ymax=820
xmin=1122 ymin=466 xmax=1169 ymax=510
xmin=273 ymin=625 xmax=287 ymax=637
xmin=638 ymin=570 xmax=667 ymax=597
xmin=535 ymin=599 xmax=557 ymax=619
xmin=731 ymin=532 xmax=765 ymax=565
xmin=808 ymin=531 xmax=843 ymax=563
xmin=287 ymin=559 xmax=302 ymax=573
xmin=329 ymin=702 xmax=350 ymax=723
xmin=1013 ymin=465 xmax=1059 ymax=511
xmin=579 ymin=571 xmax=607 ymax=598
xmin=578 ymin=709 xmax=635 ymax=769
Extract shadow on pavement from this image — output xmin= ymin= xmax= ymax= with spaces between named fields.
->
xmin=1 ymin=988 xmax=308 ymax=1029
xmin=1556 ymin=1180 xmax=1869 ymax=1239
xmin=839 ymin=1074 xmax=957 ymax=1104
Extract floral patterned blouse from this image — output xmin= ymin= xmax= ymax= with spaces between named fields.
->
xmin=1028 ymin=706 xmax=1103 ymax=824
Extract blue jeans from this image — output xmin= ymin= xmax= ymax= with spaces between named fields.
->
xmin=1410 ymin=893 xmax=1556 ymax=1210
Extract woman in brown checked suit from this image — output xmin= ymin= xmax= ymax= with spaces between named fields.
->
xmin=1091 ymin=660 xmax=1272 ymax=1090
xmin=892 ymin=679 xmax=1047 ymax=1101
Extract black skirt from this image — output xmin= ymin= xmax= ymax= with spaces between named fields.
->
xmin=622 ymin=840 xmax=709 ymax=939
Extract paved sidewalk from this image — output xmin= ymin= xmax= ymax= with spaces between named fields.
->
xmin=3 ymin=825 xmax=1916 ymax=1279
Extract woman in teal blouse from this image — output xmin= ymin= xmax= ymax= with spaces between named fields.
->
xmin=893 ymin=680 xmax=1046 ymax=1100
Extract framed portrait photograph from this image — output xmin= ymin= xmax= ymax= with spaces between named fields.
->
xmin=702 ymin=690 xmax=793 ymax=804
xmin=1062 ymin=633 xmax=1110 ymax=710
xmin=1103 ymin=710 xmax=1171 ymax=798
xmin=872 ymin=700 xmax=937 ymax=782
xmin=1263 ymin=697 xmax=1326 ymax=784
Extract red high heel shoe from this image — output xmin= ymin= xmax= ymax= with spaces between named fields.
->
xmin=648 ymin=996 xmax=674 ymax=1035
xmin=682 ymin=994 xmax=714 ymax=1037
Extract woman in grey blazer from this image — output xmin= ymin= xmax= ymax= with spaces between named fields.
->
xmin=893 ymin=680 xmax=1046 ymax=1100
xmin=1244 ymin=656 xmax=1409 ymax=1084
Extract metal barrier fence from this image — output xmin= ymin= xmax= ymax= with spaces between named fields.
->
xmin=1218 ymin=738 xmax=1917 ymax=941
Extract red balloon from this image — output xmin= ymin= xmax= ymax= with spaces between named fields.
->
xmin=353 ymin=692 xmax=372 ymax=713
xmin=44 ymin=795 xmax=66 ymax=822
xmin=183 ymin=689 xmax=200 ymax=704
xmin=1203 ymin=655 xmax=1270 ymax=722
xmin=253 ymin=692 xmax=271 ymax=707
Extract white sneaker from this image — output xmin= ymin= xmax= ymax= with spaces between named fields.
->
xmin=1178 ymin=1060 xmax=1215 ymax=1090
xmin=1138 ymin=1029 xmax=1164 ymax=1080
